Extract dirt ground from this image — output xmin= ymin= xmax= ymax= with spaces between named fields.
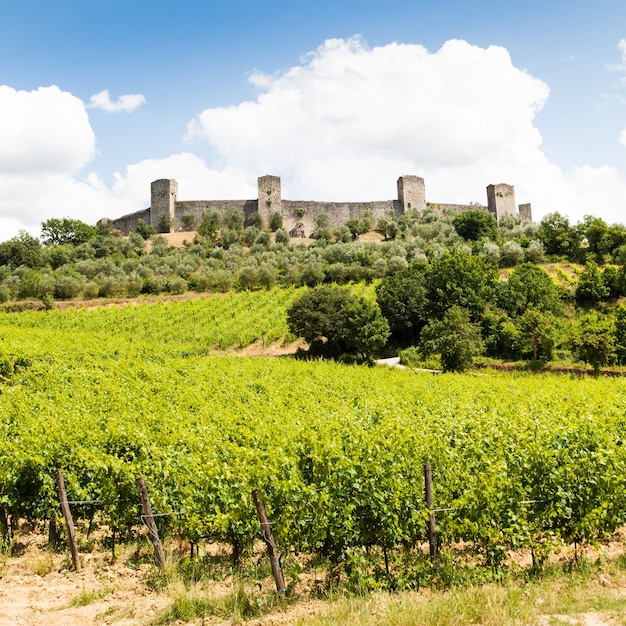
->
xmin=2 ymin=527 xmax=626 ymax=626
xmin=0 ymin=537 xmax=168 ymax=625
xmin=0 ymin=536 xmax=330 ymax=626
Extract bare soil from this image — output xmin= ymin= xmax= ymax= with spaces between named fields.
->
xmin=0 ymin=531 xmax=168 ymax=626
xmin=3 ymin=528 xmax=626 ymax=625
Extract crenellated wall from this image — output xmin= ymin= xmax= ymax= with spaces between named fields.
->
xmin=106 ymin=174 xmax=532 ymax=236
xmin=280 ymin=200 xmax=399 ymax=237
xmin=107 ymin=208 xmax=151 ymax=234
xmin=176 ymin=200 xmax=259 ymax=221
xmin=427 ymin=203 xmax=488 ymax=215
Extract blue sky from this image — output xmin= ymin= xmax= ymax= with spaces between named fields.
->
xmin=1 ymin=0 xmax=626 ymax=237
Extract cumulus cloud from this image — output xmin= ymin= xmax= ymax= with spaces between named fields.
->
xmin=182 ymin=37 xmax=626 ymax=224
xmin=189 ymin=37 xmax=551 ymax=197
xmin=3 ymin=37 xmax=626 ymax=239
xmin=87 ymin=89 xmax=146 ymax=113
xmin=0 ymin=84 xmax=137 ymax=234
xmin=111 ymin=153 xmax=256 ymax=208
xmin=0 ymin=85 xmax=95 ymax=175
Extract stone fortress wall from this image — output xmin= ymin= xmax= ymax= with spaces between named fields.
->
xmin=108 ymin=175 xmax=532 ymax=238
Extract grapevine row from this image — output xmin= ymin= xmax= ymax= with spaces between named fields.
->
xmin=1 ymin=292 xmax=625 ymax=570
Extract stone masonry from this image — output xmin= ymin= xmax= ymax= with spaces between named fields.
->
xmin=107 ymin=175 xmax=532 ymax=237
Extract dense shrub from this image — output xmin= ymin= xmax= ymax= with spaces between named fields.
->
xmin=287 ymin=285 xmax=389 ymax=362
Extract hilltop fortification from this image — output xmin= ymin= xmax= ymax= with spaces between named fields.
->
xmin=107 ymin=175 xmax=531 ymax=237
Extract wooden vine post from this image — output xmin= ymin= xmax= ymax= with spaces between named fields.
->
xmin=424 ymin=463 xmax=438 ymax=565
xmin=252 ymin=488 xmax=286 ymax=593
xmin=54 ymin=469 xmax=81 ymax=571
xmin=136 ymin=476 xmax=165 ymax=569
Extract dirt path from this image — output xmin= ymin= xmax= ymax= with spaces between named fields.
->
xmin=2 ymin=541 xmax=625 ymax=626
xmin=0 ymin=548 xmax=168 ymax=626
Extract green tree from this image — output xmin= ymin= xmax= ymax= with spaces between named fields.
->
xmin=479 ymin=241 xmax=501 ymax=265
xmin=603 ymin=265 xmax=623 ymax=299
xmin=579 ymin=215 xmax=608 ymax=256
xmin=40 ymin=217 xmax=96 ymax=246
xmin=181 ymin=213 xmax=198 ymax=231
xmin=602 ymin=224 xmax=626 ymax=258
xmin=481 ymin=309 xmax=521 ymax=360
xmin=419 ymin=306 xmax=484 ymax=372
xmin=274 ymin=228 xmax=289 ymax=245
xmin=269 ymin=211 xmax=283 ymax=231
xmin=345 ymin=218 xmax=362 ymax=240
xmin=614 ymin=305 xmax=626 ymax=365
xmin=287 ymin=285 xmax=389 ymax=362
xmin=17 ymin=269 xmax=42 ymax=299
xmin=517 ymin=308 xmax=556 ymax=362
xmin=0 ymin=231 xmax=44 ymax=268
xmin=316 ymin=213 xmax=331 ymax=229
xmin=156 ymin=212 xmax=171 ymax=233
xmin=360 ymin=210 xmax=373 ymax=233
xmin=575 ymin=261 xmax=609 ymax=306
xmin=314 ymin=227 xmax=333 ymax=243
xmin=571 ymin=314 xmax=616 ymax=376
xmin=342 ymin=297 xmax=391 ymax=362
xmin=538 ymin=212 xmax=580 ymax=257
xmin=424 ymin=248 xmax=498 ymax=321
xmin=245 ymin=211 xmax=264 ymax=229
xmin=288 ymin=288 xmax=352 ymax=352
xmin=299 ymin=261 xmax=326 ymax=287
xmin=133 ymin=219 xmax=155 ymax=240
xmin=376 ymin=264 xmax=429 ymax=346
xmin=220 ymin=228 xmax=240 ymax=249
xmin=452 ymin=210 xmax=497 ymax=241
xmin=256 ymin=231 xmax=271 ymax=245
xmin=500 ymin=240 xmax=524 ymax=267
xmin=496 ymin=263 xmax=563 ymax=317
xmin=238 ymin=266 xmax=260 ymax=290
xmin=525 ymin=240 xmax=545 ymax=263
xmin=240 ymin=226 xmax=260 ymax=247
xmin=224 ymin=209 xmax=244 ymax=232
xmin=198 ymin=211 xmax=221 ymax=238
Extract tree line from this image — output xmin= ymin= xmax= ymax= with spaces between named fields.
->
xmin=2 ymin=208 xmax=626 ymax=373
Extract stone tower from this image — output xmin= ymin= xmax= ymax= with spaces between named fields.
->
xmin=518 ymin=203 xmax=532 ymax=222
xmin=258 ymin=175 xmax=282 ymax=226
xmin=486 ymin=183 xmax=516 ymax=222
xmin=150 ymin=179 xmax=178 ymax=231
xmin=397 ymin=176 xmax=426 ymax=213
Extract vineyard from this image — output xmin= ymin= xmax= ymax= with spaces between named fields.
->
xmin=2 ymin=289 xmax=626 ymax=588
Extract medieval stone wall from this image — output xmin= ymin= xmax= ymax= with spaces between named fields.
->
xmin=109 ymin=208 xmax=151 ymax=234
xmin=427 ymin=203 xmax=488 ymax=215
xmin=107 ymin=174 xmax=532 ymax=236
xmin=175 ymin=200 xmax=259 ymax=224
xmin=281 ymin=200 xmax=399 ymax=237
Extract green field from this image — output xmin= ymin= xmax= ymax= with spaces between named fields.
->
xmin=2 ymin=288 xmax=626 ymax=579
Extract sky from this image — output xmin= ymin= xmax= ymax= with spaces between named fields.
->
xmin=1 ymin=0 xmax=626 ymax=239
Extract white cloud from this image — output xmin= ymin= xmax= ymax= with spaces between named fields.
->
xmin=111 ymin=153 xmax=256 ymax=208
xmin=3 ymin=37 xmax=626 ymax=239
xmin=87 ymin=89 xmax=146 ymax=113
xmin=0 ymin=85 xmax=95 ymax=175
xmin=0 ymin=84 xmax=108 ymax=236
xmin=0 ymin=85 xmax=139 ymax=235
xmin=189 ymin=37 xmax=552 ymax=188
xmin=621 ymin=126 xmax=626 ymax=147
xmin=607 ymin=38 xmax=626 ymax=72
xmin=183 ymin=36 xmax=626 ymax=224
